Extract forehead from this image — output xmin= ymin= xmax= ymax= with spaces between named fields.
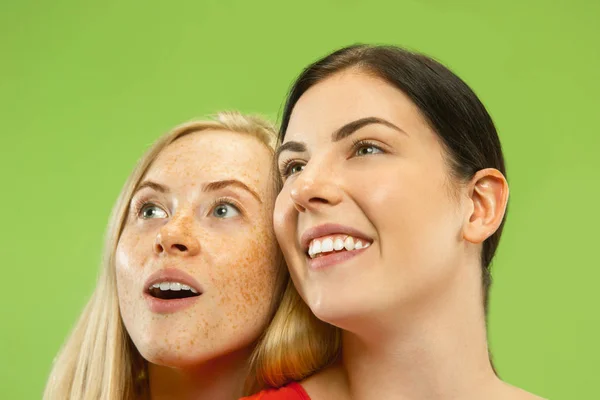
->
xmin=285 ymin=69 xmax=427 ymax=143
xmin=145 ymin=129 xmax=273 ymax=190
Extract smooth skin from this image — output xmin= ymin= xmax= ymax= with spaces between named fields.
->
xmin=274 ymin=69 xmax=543 ymax=400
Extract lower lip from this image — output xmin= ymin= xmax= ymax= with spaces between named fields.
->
xmin=144 ymin=293 xmax=201 ymax=314
xmin=308 ymin=247 xmax=370 ymax=270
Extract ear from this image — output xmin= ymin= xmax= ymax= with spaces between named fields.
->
xmin=463 ymin=168 xmax=509 ymax=244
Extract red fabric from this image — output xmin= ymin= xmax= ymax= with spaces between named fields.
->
xmin=241 ymin=382 xmax=310 ymax=400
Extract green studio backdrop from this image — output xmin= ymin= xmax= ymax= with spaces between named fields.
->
xmin=1 ymin=1 xmax=598 ymax=398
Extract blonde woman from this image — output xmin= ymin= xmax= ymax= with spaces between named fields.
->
xmin=44 ymin=112 xmax=287 ymax=400
xmin=245 ymin=45 xmax=544 ymax=399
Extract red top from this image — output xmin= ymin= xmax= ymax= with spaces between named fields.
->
xmin=241 ymin=382 xmax=310 ymax=400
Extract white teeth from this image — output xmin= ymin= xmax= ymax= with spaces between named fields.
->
xmin=312 ymin=240 xmax=322 ymax=254
xmin=344 ymin=236 xmax=355 ymax=251
xmin=307 ymin=235 xmax=373 ymax=258
xmin=321 ymin=238 xmax=334 ymax=253
xmin=151 ymin=282 xmax=197 ymax=292
xmin=333 ymin=238 xmax=344 ymax=251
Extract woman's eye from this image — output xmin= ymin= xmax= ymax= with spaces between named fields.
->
xmin=289 ymin=164 xmax=305 ymax=175
xmin=212 ymin=203 xmax=240 ymax=219
xmin=280 ymin=162 xmax=305 ymax=178
xmin=356 ymin=145 xmax=383 ymax=156
xmin=140 ymin=204 xmax=167 ymax=219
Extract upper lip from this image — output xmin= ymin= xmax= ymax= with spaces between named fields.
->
xmin=300 ymin=223 xmax=373 ymax=251
xmin=144 ymin=268 xmax=203 ymax=294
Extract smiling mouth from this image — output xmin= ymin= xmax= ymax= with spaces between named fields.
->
xmin=147 ymin=282 xmax=201 ymax=300
xmin=306 ymin=235 xmax=372 ymax=259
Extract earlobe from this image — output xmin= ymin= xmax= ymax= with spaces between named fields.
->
xmin=463 ymin=168 xmax=509 ymax=244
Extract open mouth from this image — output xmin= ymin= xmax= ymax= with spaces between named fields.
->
xmin=147 ymin=282 xmax=201 ymax=300
xmin=306 ymin=235 xmax=372 ymax=259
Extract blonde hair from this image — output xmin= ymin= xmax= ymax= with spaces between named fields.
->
xmin=44 ymin=111 xmax=281 ymax=400
xmin=246 ymin=281 xmax=341 ymax=393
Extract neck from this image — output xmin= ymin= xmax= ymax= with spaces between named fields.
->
xmin=341 ymin=267 xmax=501 ymax=400
xmin=148 ymin=347 xmax=251 ymax=400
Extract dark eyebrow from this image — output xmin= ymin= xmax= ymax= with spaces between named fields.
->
xmin=202 ymin=179 xmax=262 ymax=204
xmin=275 ymin=141 xmax=307 ymax=162
xmin=134 ymin=181 xmax=169 ymax=195
xmin=276 ymin=117 xmax=406 ymax=162
xmin=332 ymin=117 xmax=407 ymax=142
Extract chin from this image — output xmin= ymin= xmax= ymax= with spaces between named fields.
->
xmin=140 ymin=342 xmax=225 ymax=369
xmin=309 ymin=286 xmax=412 ymax=333
xmin=305 ymin=291 xmax=367 ymax=329
xmin=144 ymin=349 xmax=200 ymax=368
xmin=135 ymin=326 xmax=260 ymax=369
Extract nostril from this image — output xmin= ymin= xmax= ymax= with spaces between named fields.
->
xmin=154 ymin=243 xmax=164 ymax=253
xmin=310 ymin=197 xmax=329 ymax=204
xmin=172 ymin=244 xmax=188 ymax=252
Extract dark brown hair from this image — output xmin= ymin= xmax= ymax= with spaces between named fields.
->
xmin=279 ymin=44 xmax=507 ymax=311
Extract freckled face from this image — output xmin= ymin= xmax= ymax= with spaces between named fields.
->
xmin=116 ymin=130 xmax=278 ymax=367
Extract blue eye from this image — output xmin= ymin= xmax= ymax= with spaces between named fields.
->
xmin=213 ymin=203 xmax=240 ymax=218
xmin=139 ymin=204 xmax=168 ymax=219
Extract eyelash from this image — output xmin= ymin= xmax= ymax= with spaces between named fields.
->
xmin=206 ymin=197 xmax=244 ymax=217
xmin=351 ymin=139 xmax=385 ymax=156
xmin=279 ymin=139 xmax=385 ymax=178
xmin=279 ymin=158 xmax=304 ymax=178
xmin=131 ymin=197 xmax=243 ymax=218
xmin=132 ymin=196 xmax=164 ymax=218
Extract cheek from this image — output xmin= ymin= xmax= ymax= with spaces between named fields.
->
xmin=273 ymin=190 xmax=288 ymax=234
xmin=273 ymin=189 xmax=304 ymax=280
xmin=358 ymin=164 xmax=460 ymax=258
xmin=273 ymin=189 xmax=296 ymax=253
xmin=211 ymin=224 xmax=279 ymax=326
xmin=116 ymin=227 xmax=148 ymax=276
xmin=115 ymin=230 xmax=148 ymax=326
xmin=351 ymin=165 xmax=464 ymax=307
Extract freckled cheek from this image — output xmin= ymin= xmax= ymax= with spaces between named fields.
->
xmin=115 ymin=264 xmax=138 ymax=339
xmin=212 ymin=229 xmax=278 ymax=322
xmin=115 ymin=231 xmax=150 ymax=317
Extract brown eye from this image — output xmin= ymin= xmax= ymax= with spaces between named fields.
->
xmin=281 ymin=161 xmax=305 ymax=178
xmin=289 ymin=164 xmax=305 ymax=175
xmin=356 ymin=144 xmax=383 ymax=156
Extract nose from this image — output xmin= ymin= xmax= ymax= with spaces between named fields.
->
xmin=154 ymin=217 xmax=201 ymax=257
xmin=289 ymin=162 xmax=342 ymax=213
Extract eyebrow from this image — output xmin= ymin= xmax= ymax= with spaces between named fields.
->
xmin=134 ymin=181 xmax=169 ymax=195
xmin=133 ymin=179 xmax=262 ymax=204
xmin=333 ymin=116 xmax=407 ymax=141
xmin=275 ymin=141 xmax=307 ymax=162
xmin=202 ymin=179 xmax=262 ymax=204
xmin=275 ymin=116 xmax=407 ymax=161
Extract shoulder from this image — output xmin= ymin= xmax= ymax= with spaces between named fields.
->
xmin=241 ymin=382 xmax=310 ymax=400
